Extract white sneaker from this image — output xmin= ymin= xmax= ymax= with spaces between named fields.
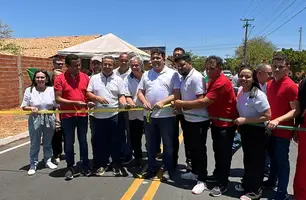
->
xmin=181 ymin=172 xmax=198 ymax=181
xmin=192 ymin=181 xmax=208 ymax=195
xmin=46 ymin=160 xmax=58 ymax=170
xmin=27 ymin=166 xmax=36 ymax=176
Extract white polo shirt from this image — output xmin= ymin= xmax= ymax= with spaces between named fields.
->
xmin=236 ymin=87 xmax=270 ymax=118
xmin=87 ymin=72 xmax=125 ymax=119
xmin=114 ymin=67 xmax=132 ymax=80
xmin=139 ymin=66 xmax=181 ymax=118
xmin=259 ymin=82 xmax=267 ymax=94
xmin=180 ymin=68 xmax=209 ymax=122
xmin=123 ymin=74 xmax=143 ymax=121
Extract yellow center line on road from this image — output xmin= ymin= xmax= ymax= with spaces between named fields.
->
xmin=142 ymin=133 xmax=184 ymax=200
xmin=120 ymin=132 xmax=183 ymax=200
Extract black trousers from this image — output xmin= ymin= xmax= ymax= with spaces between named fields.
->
xmin=240 ymin=124 xmax=268 ymax=194
xmin=173 ymin=114 xmax=187 ymax=166
xmin=129 ymin=119 xmax=144 ymax=159
xmin=211 ymin=124 xmax=237 ymax=187
xmin=89 ymin=115 xmax=97 ymax=167
xmin=185 ymin=120 xmax=210 ymax=181
xmin=52 ymin=128 xmax=64 ymax=158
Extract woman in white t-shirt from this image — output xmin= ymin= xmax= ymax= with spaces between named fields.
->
xmin=234 ymin=67 xmax=271 ymax=200
xmin=21 ymin=70 xmax=58 ymax=176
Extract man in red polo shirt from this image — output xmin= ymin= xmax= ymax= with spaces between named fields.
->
xmin=264 ymin=53 xmax=300 ymax=200
xmin=54 ymin=54 xmax=91 ymax=180
xmin=173 ymin=56 xmax=238 ymax=197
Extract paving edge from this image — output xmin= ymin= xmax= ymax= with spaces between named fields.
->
xmin=0 ymin=131 xmax=29 ymax=147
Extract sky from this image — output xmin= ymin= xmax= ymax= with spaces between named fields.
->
xmin=1 ymin=0 xmax=306 ymax=57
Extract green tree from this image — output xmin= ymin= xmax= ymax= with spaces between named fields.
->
xmin=235 ymin=36 xmax=277 ymax=67
xmin=0 ymin=20 xmax=21 ymax=55
xmin=279 ymin=48 xmax=306 ymax=81
xmin=224 ymin=57 xmax=241 ymax=72
xmin=186 ymin=51 xmax=206 ymax=72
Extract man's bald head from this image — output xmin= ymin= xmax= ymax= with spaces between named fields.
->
xmin=256 ymin=63 xmax=273 ymax=85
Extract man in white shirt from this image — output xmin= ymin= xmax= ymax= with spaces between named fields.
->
xmin=86 ymin=56 xmax=129 ymax=177
xmin=173 ymin=54 xmax=210 ymax=195
xmin=114 ymin=53 xmax=133 ymax=164
xmin=88 ymin=55 xmax=102 ymax=171
xmin=114 ymin=53 xmax=132 ymax=79
xmin=255 ymin=63 xmax=273 ymax=94
xmin=123 ymin=56 xmax=144 ymax=166
xmin=172 ymin=47 xmax=189 ymax=171
xmin=138 ymin=48 xmax=181 ymax=181
xmin=255 ymin=63 xmax=273 ymax=177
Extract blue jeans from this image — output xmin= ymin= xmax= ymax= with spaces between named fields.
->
xmin=62 ymin=116 xmax=89 ymax=168
xmin=28 ymin=118 xmax=54 ymax=166
xmin=144 ymin=117 xmax=176 ymax=171
xmin=268 ymin=136 xmax=290 ymax=194
xmin=93 ymin=115 xmax=122 ymax=167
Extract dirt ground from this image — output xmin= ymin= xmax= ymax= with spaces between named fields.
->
xmin=0 ymin=108 xmax=28 ymax=139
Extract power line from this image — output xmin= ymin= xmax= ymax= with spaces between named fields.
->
xmin=270 ymin=0 xmax=306 ymax=29
xmin=264 ymin=5 xmax=306 ymax=37
xmin=252 ymin=0 xmax=278 ymax=21
xmin=243 ymin=0 xmax=255 ymax=17
xmin=255 ymin=0 xmax=295 ymax=36
xmin=254 ymin=0 xmax=287 ymax=25
xmin=246 ymin=0 xmax=263 ymax=18
xmin=247 ymin=25 xmax=255 ymax=39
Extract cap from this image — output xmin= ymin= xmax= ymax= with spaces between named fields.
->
xmin=91 ymin=55 xmax=102 ymax=62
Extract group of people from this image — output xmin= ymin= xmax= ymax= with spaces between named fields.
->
xmin=20 ymin=47 xmax=306 ymax=200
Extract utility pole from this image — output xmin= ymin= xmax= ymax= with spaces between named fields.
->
xmin=241 ymin=18 xmax=254 ymax=65
xmin=299 ymin=27 xmax=302 ymax=51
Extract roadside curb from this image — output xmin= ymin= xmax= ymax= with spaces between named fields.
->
xmin=0 ymin=131 xmax=29 ymax=147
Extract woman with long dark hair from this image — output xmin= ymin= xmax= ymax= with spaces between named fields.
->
xmin=21 ymin=70 xmax=58 ymax=175
xmin=234 ymin=67 xmax=271 ymax=200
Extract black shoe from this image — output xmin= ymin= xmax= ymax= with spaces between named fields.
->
xmin=73 ymin=166 xmax=81 ymax=177
xmin=123 ymin=155 xmax=133 ymax=165
xmin=240 ymin=192 xmax=262 ymax=200
xmin=65 ymin=167 xmax=74 ymax=180
xmin=206 ymin=175 xmax=218 ymax=183
xmin=142 ymin=169 xmax=158 ymax=179
xmin=82 ymin=167 xmax=91 ymax=177
xmin=264 ymin=168 xmax=270 ymax=177
xmin=161 ymin=170 xmax=174 ymax=182
xmin=262 ymin=180 xmax=277 ymax=189
xmin=156 ymin=152 xmax=162 ymax=160
xmin=209 ymin=185 xmax=227 ymax=197
xmin=185 ymin=162 xmax=192 ymax=173
xmin=113 ymin=167 xmax=123 ymax=177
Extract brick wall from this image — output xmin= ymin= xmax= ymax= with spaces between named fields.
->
xmin=0 ymin=54 xmax=52 ymax=110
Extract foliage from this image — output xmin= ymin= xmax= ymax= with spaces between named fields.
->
xmin=235 ymin=36 xmax=277 ymax=67
xmin=278 ymin=48 xmax=306 ymax=82
xmin=0 ymin=20 xmax=21 ymax=55
xmin=224 ymin=57 xmax=241 ymax=73
xmin=186 ymin=51 xmax=206 ymax=72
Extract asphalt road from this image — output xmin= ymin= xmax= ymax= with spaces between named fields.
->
xmin=0 ymin=129 xmax=298 ymax=200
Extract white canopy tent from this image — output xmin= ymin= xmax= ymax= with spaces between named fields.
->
xmin=57 ymin=33 xmax=150 ymax=60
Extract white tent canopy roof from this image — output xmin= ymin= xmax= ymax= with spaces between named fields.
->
xmin=57 ymin=33 xmax=150 ymax=60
